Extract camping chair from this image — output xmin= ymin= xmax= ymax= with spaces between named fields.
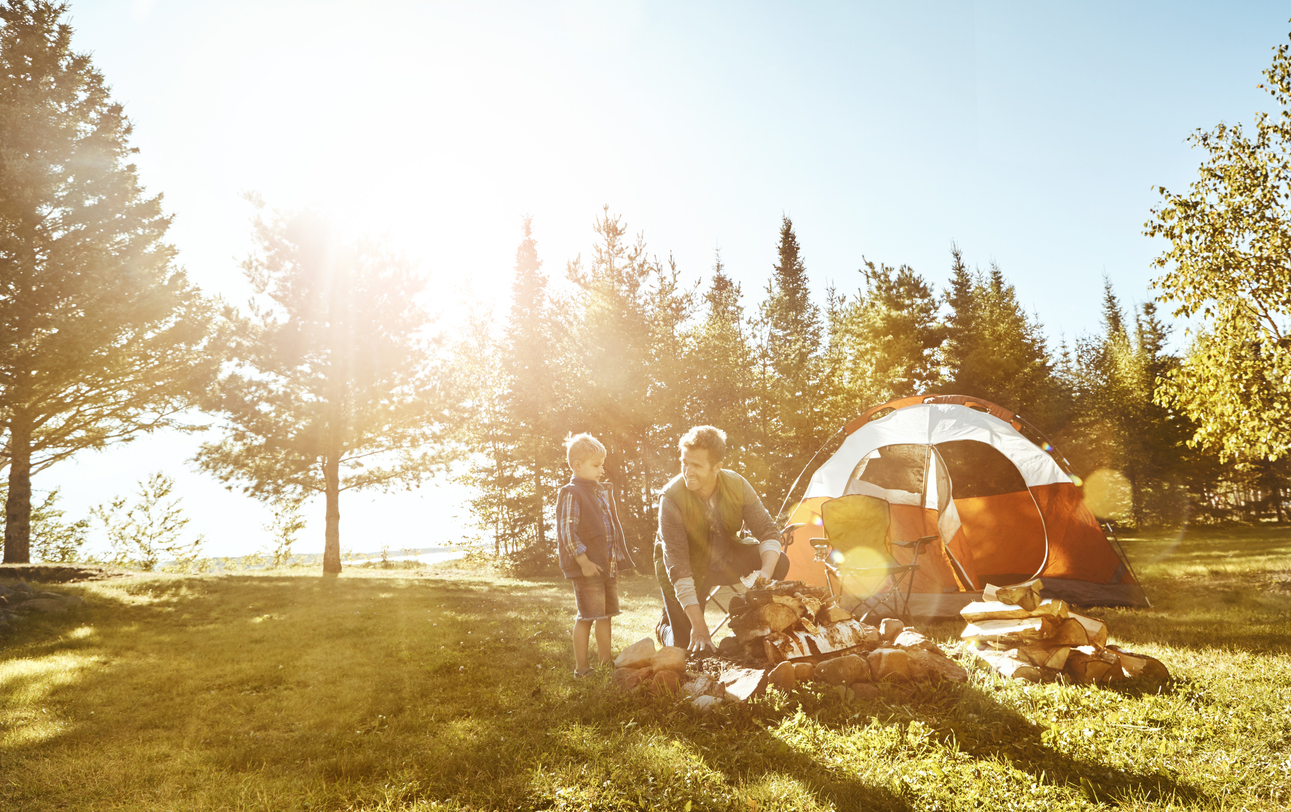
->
xmin=812 ymin=494 xmax=938 ymax=622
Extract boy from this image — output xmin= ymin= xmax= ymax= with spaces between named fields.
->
xmin=557 ymin=433 xmax=636 ymax=676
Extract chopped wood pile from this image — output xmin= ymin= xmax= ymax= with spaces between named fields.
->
xmin=961 ymin=579 xmax=1169 ymax=686
xmin=611 ymin=579 xmax=968 ymax=710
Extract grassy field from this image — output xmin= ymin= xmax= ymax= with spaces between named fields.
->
xmin=2 ymin=526 xmax=1290 ymax=811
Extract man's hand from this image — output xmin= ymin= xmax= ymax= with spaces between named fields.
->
xmin=683 ymin=602 xmax=714 ymax=654
xmin=576 ymin=554 xmax=603 ymax=578
xmin=757 ymin=547 xmax=782 ymax=582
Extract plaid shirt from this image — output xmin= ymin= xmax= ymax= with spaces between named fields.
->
xmin=557 ymin=478 xmax=620 ymax=578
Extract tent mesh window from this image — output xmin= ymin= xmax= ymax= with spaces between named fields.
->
xmin=933 ymin=440 xmax=1029 ymax=498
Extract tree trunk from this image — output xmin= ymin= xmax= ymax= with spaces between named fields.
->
xmin=3 ymin=411 xmax=33 ymax=564
xmin=533 ymin=463 xmax=545 ymax=556
xmin=322 ymin=453 xmax=342 ymax=574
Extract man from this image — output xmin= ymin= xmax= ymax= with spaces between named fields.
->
xmin=654 ymin=425 xmax=790 ymax=652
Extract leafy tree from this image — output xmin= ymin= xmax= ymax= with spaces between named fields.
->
xmin=1147 ymin=30 xmax=1291 ymax=461
xmin=0 ymin=1 xmax=219 ymax=563
xmin=195 ymin=203 xmax=443 ymax=574
xmin=262 ymin=497 xmax=306 ymax=567
xmin=91 ymin=472 xmax=204 ymax=572
xmin=0 ymin=484 xmax=88 ymax=563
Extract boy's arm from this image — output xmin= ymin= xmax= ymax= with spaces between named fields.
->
xmin=557 ymin=491 xmax=603 ymax=577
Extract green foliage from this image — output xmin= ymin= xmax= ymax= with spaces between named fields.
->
xmin=0 ymin=0 xmax=221 ymax=563
xmin=1148 ymin=30 xmax=1291 ymax=461
xmin=196 ymin=201 xmax=444 ymax=573
xmin=90 ymin=472 xmax=205 ymax=572
xmin=261 ymin=497 xmax=306 ymax=567
xmin=0 ymin=484 xmax=89 ymax=563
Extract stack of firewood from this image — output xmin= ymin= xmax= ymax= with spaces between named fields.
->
xmin=961 ymin=579 xmax=1169 ymax=685
xmin=725 ymin=580 xmax=877 ymax=663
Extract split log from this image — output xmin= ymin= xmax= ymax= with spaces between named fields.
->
xmin=960 ymin=598 xmax=1069 ymax=623
xmin=816 ymin=603 xmax=854 ymax=625
xmin=970 ymin=646 xmax=1058 ymax=683
xmin=983 ymin=579 xmax=1044 ymax=611
xmin=763 ymin=618 xmax=880 ymax=661
xmin=1049 ymin=617 xmax=1090 ymax=647
xmin=1064 ymin=646 xmax=1120 ymax=685
xmin=1014 ymin=644 xmax=1071 ymax=671
xmin=771 ymin=593 xmax=807 ymax=616
xmin=961 ymin=616 xmax=1058 ymax=645
xmin=1069 ymin=612 xmax=1109 ymax=648
xmin=1107 ymin=646 xmax=1170 ymax=683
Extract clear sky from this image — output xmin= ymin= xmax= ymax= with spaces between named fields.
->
xmin=37 ymin=1 xmax=1291 ymax=559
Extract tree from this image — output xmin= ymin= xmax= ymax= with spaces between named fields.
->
xmin=1147 ymin=29 xmax=1291 ymax=461
xmin=90 ymin=472 xmax=204 ymax=572
xmin=758 ymin=216 xmax=825 ymax=498
xmin=195 ymin=203 xmax=443 ymax=574
xmin=937 ymin=251 xmax=1056 ymax=426
xmin=0 ymin=1 xmax=220 ymax=563
xmin=496 ymin=217 xmax=567 ymax=565
xmin=685 ymin=252 xmax=760 ymax=482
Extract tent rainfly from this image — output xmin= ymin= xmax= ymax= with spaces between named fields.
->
xmin=782 ymin=395 xmax=1148 ymax=618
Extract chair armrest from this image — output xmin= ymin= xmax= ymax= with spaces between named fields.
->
xmin=893 ymin=535 xmax=940 ymax=551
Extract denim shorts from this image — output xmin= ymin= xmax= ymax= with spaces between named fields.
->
xmin=572 ymin=575 xmax=620 ymax=621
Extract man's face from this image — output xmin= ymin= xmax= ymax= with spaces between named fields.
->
xmin=680 ymin=447 xmax=720 ymax=494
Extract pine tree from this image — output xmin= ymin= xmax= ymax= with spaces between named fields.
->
xmin=195 ymin=204 xmax=443 ymax=574
xmin=0 ymin=1 xmax=220 ymax=563
xmin=758 ymin=216 xmax=825 ymax=499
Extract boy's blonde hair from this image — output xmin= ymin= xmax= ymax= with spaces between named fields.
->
xmin=565 ymin=433 xmax=606 ymax=470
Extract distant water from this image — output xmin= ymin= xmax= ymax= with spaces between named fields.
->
xmin=344 ymin=546 xmax=467 ymax=565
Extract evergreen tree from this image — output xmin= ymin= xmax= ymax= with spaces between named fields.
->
xmin=686 ymin=252 xmax=760 ymax=484
xmin=195 ymin=203 xmax=443 ymax=574
xmin=0 ymin=1 xmax=220 ymax=563
xmin=758 ymin=216 xmax=825 ymax=500
xmin=937 ymin=251 xmax=1055 ymax=425
xmin=498 ymin=216 xmax=566 ymax=566
xmin=565 ymin=207 xmax=689 ymax=556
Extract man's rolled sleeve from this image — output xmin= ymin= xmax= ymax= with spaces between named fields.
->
xmin=740 ymin=477 xmax=782 ymax=555
xmin=657 ymin=496 xmax=699 ymax=607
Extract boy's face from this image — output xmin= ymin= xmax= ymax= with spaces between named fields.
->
xmin=680 ymin=447 xmax=720 ymax=496
xmin=572 ymin=454 xmax=606 ymax=482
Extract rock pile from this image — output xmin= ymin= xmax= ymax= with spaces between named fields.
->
xmin=612 ymin=580 xmax=969 ymax=710
xmin=0 ymin=580 xmax=86 ymax=638
xmin=961 ymin=579 xmax=1169 ymax=685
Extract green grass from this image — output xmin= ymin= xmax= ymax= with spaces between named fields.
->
xmin=2 ymin=525 xmax=1290 ymax=811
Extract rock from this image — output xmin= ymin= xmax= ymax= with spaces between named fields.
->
xmin=892 ymin=629 xmax=938 ymax=652
xmin=615 ymin=638 xmax=657 ymax=670
xmin=905 ymin=648 xmax=969 ymax=682
xmin=880 ymin=618 xmax=905 ymax=642
xmin=815 ymin=654 xmax=871 ymax=686
xmin=650 ymin=670 xmax=682 ymax=695
xmin=16 ymin=598 xmax=73 ymax=615
xmin=792 ymin=662 xmax=815 ymax=682
xmin=650 ymin=646 xmax=687 ymax=673
xmin=691 ymin=694 xmax=722 ymax=712
xmin=850 ymin=682 xmax=881 ymax=701
xmin=867 ymin=648 xmax=912 ymax=681
xmin=682 ymin=674 xmax=719 ymax=698
xmin=766 ymin=661 xmax=797 ymax=692
xmin=720 ymin=667 xmax=767 ymax=702
xmin=611 ymin=666 xmax=652 ymax=691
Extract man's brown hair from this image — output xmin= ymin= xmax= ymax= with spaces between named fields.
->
xmin=678 ymin=425 xmax=726 ymax=463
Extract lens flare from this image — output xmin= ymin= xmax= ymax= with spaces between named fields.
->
xmin=1082 ymin=468 xmax=1132 ymax=520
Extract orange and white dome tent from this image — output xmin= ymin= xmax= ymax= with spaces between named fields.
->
xmin=781 ymin=395 xmax=1148 ymax=618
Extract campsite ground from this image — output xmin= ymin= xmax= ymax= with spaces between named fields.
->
xmin=2 ymin=525 xmax=1289 ymax=811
